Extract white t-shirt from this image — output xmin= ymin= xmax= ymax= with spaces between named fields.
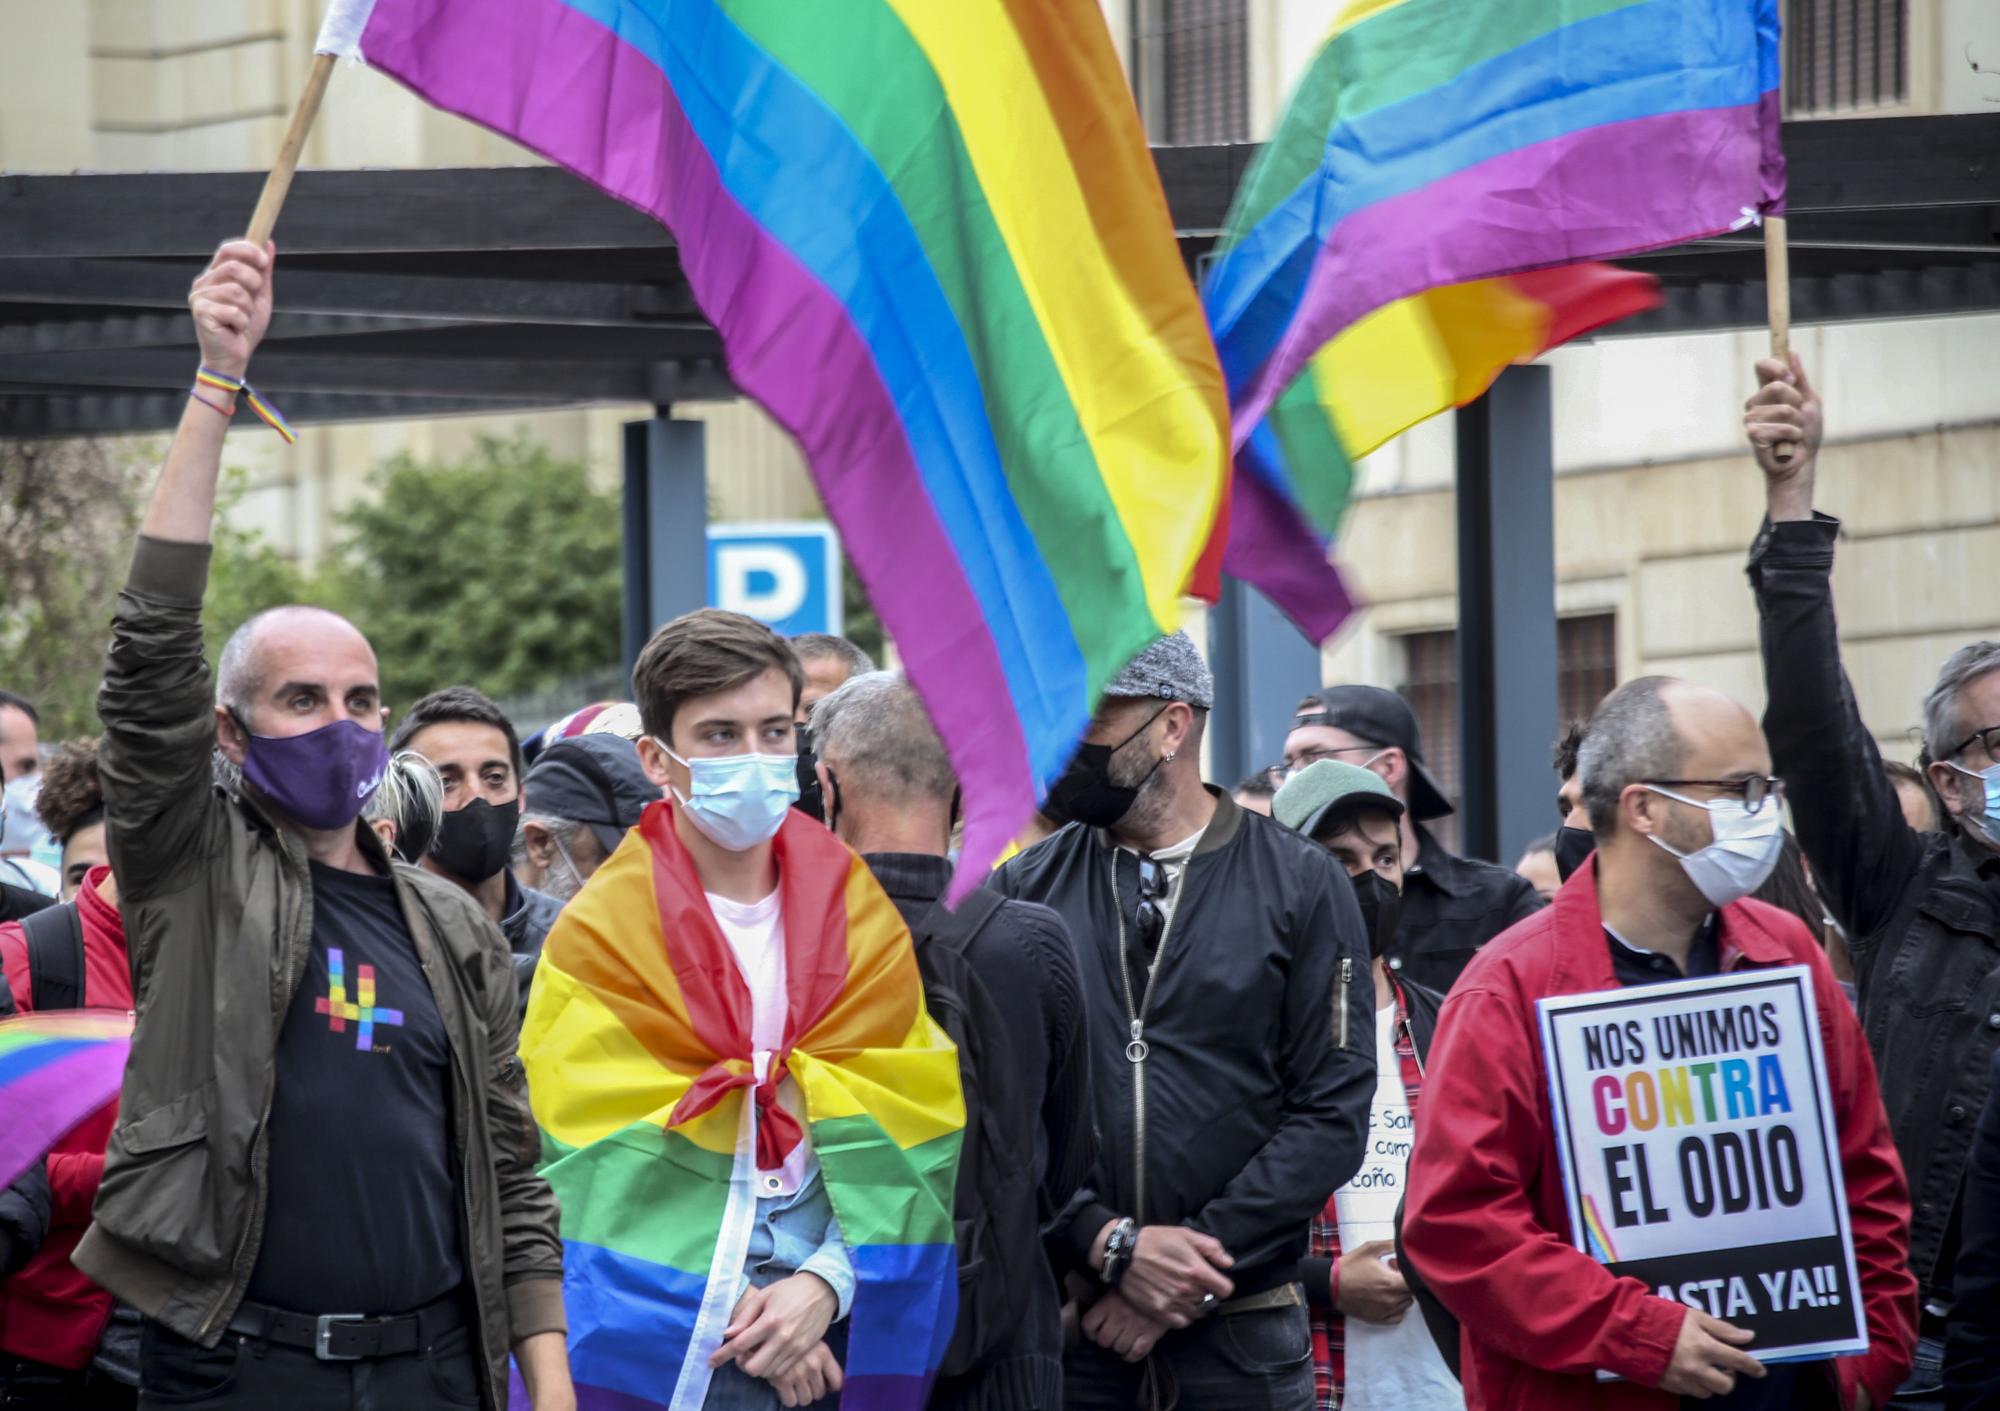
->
xmin=1333 ymin=1005 xmax=1461 ymax=1411
xmin=707 ymin=887 xmax=814 ymax=1199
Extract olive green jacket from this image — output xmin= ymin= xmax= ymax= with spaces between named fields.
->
xmin=72 ymin=536 xmax=564 ymax=1409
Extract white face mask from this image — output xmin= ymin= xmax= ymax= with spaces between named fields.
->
xmin=1644 ymin=785 xmax=1785 ymax=908
xmin=655 ymin=738 xmax=799 ymax=853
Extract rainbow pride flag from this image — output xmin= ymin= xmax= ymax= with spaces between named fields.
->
xmin=0 ymin=1011 xmax=132 ymax=1191
xmin=322 ymin=0 xmax=1229 ymax=900
xmin=520 ymin=803 xmax=962 ymax=1410
xmin=1206 ymin=0 xmax=1784 ymax=440
xmin=1221 ymin=264 xmax=1661 ymax=640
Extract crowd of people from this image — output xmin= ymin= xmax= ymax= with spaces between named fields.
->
xmin=0 ymin=243 xmax=1996 ymax=1411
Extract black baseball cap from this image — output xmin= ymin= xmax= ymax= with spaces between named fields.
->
xmin=1291 ymin=685 xmax=1455 ymax=821
xmin=521 ymin=735 xmax=659 ymax=855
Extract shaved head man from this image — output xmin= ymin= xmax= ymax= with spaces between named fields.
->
xmin=73 ymin=239 xmax=571 ymax=1410
xmin=1406 ymin=676 xmax=1915 ymax=1411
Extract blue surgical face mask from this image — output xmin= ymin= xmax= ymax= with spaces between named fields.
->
xmin=656 ymin=738 xmax=800 ymax=853
xmin=1949 ymin=761 xmax=2000 ymax=842
xmin=1644 ymin=786 xmax=1785 ymax=908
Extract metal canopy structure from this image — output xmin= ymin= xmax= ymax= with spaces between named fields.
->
xmin=2 ymin=112 xmax=1995 ymax=862
xmin=1 ymin=112 xmax=1995 ymax=437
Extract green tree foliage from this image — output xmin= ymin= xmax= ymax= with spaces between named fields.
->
xmin=0 ymin=443 xmax=306 ymax=740
xmin=841 ymin=557 xmax=885 ymax=665
xmin=327 ymin=435 xmax=621 ymax=714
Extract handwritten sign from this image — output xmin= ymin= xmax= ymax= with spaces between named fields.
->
xmin=1539 ymin=966 xmax=1865 ymax=1363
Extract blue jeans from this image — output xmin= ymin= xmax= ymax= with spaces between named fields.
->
xmin=1887 ymin=1335 xmax=1945 ymax=1411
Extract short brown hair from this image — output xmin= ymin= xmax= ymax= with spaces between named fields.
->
xmin=633 ymin=608 xmax=804 ymax=746
xmin=36 ymin=737 xmax=103 ymax=843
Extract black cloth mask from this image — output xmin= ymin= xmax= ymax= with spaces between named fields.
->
xmin=794 ymin=726 xmax=825 ymax=823
xmin=432 ymin=796 xmax=519 ymax=883
xmin=1351 ymin=870 xmax=1403 ymax=960
xmin=1554 ymin=825 xmax=1596 ymax=883
xmin=1044 ymin=707 xmax=1168 ymax=830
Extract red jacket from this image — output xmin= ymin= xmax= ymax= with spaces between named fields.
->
xmin=1404 ymin=859 xmax=1915 ymax=1411
xmin=0 ymin=866 xmax=129 ymax=1370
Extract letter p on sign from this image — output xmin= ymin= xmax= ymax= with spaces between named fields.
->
xmin=707 ymin=523 xmax=841 ymax=637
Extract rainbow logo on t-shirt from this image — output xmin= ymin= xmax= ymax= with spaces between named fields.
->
xmin=314 ymin=948 xmax=404 ymax=1052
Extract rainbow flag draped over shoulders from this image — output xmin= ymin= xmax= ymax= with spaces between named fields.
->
xmin=1207 ymin=0 xmax=1784 ymax=438
xmin=325 ymin=0 xmax=1230 ymax=901
xmin=521 ymin=801 xmax=962 ymax=1410
xmin=0 ymin=1011 xmax=132 ymax=1192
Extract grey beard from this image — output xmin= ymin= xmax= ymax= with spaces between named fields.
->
xmin=1113 ymin=760 xmax=1174 ymax=840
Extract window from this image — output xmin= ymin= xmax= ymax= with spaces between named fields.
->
xmin=1131 ymin=0 xmax=1249 ymax=145
xmin=1557 ymin=613 xmax=1618 ymax=730
xmin=1402 ymin=630 xmax=1462 ymax=853
xmin=1784 ymin=0 xmax=1907 ymax=115
xmin=1394 ymin=613 xmax=1618 ymax=853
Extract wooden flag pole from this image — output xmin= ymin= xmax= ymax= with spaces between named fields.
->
xmin=245 ymin=51 xmax=337 ymax=247
xmin=1764 ymin=214 xmax=1796 ymax=465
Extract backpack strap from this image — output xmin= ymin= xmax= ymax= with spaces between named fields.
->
xmin=919 ymin=888 xmax=1005 ymax=955
xmin=20 ymin=902 xmax=85 ymax=1012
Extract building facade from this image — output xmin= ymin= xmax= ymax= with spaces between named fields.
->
xmin=1120 ymin=0 xmax=2000 ymax=820
xmin=2 ymin=0 xmax=1996 ymax=806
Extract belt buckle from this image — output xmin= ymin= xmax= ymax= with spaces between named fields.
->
xmin=314 ymin=1313 xmax=370 ymax=1361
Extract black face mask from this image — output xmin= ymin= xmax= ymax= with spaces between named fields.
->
xmin=1044 ymin=707 xmax=1168 ymax=830
xmin=1554 ymin=824 xmax=1596 ymax=883
xmin=432 ymin=796 xmax=519 ymax=883
xmin=794 ymin=726 xmax=825 ymax=823
xmin=1351 ymin=870 xmax=1404 ymax=960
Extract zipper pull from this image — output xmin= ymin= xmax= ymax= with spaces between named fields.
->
xmin=1337 ymin=957 xmax=1354 ymax=1050
xmin=1125 ymin=1018 xmax=1149 ymax=1064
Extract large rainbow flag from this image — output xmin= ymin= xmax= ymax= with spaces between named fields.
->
xmin=1220 ymin=265 xmax=1661 ymax=640
xmin=1207 ymin=0 xmax=1784 ymax=439
xmin=320 ymin=0 xmax=1229 ymax=899
xmin=0 ymin=1011 xmax=132 ymax=1192
xmin=520 ymin=802 xmax=962 ymax=1410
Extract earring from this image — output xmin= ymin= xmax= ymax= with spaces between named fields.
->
xmin=1164 ymin=752 xmax=1178 ymax=763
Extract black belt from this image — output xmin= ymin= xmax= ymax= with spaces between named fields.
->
xmin=226 ymin=1292 xmax=464 ymax=1362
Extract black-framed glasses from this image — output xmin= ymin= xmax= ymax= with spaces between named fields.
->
xmin=1945 ymin=723 xmax=2000 ymax=763
xmin=1134 ymin=855 xmax=1170 ymax=957
xmin=1646 ymin=775 xmax=1786 ymax=815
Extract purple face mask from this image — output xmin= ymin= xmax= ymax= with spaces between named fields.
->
xmin=235 ymin=716 xmax=390 ymax=831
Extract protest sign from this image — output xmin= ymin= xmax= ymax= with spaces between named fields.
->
xmin=1539 ymin=965 xmax=1865 ymax=1362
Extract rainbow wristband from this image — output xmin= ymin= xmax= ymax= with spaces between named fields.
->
xmin=193 ymin=367 xmax=296 ymax=443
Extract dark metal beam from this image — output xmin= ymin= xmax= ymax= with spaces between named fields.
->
xmin=1453 ymin=365 xmax=1557 ymax=867
xmin=0 ymin=257 xmax=696 ymax=324
xmin=1207 ymin=576 xmax=1321 ymax=792
xmin=0 ymin=389 xmax=584 ymax=438
xmin=622 ymin=416 xmax=710 ymax=673
xmin=0 ymin=167 xmax=670 ymax=257
xmin=1607 ymin=260 xmax=2000 ymax=338
xmin=0 ymin=347 xmax=734 ymax=402
xmin=0 ymin=310 xmax=455 ymax=356
xmin=257 ymin=322 xmax=723 ymax=361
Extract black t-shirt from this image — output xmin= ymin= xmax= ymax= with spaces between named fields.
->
xmin=244 ymin=861 xmax=462 ymax=1314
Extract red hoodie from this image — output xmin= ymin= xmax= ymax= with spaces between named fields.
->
xmin=0 ymin=864 xmax=130 ymax=1370
xmin=1404 ymin=859 xmax=1915 ymax=1411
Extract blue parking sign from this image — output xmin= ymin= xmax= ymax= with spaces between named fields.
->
xmin=707 ymin=522 xmax=842 ymax=637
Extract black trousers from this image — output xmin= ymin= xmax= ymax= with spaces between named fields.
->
xmin=1065 ymin=1302 xmax=1314 ymax=1411
xmin=0 ymin=1355 xmax=138 ymax=1410
xmin=136 ymin=1318 xmax=482 ymax=1411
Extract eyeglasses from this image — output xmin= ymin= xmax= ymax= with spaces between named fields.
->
xmin=1645 ymin=775 xmax=1786 ymax=815
xmin=1278 ymin=745 xmax=1384 ymax=778
xmin=1134 ymin=855 xmax=1170 ymax=958
xmin=1945 ymin=723 xmax=2000 ymax=763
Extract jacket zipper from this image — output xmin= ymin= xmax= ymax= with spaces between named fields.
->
xmin=1337 ymin=956 xmax=1354 ymax=1051
xmin=1112 ymin=859 xmax=1183 ymax=1224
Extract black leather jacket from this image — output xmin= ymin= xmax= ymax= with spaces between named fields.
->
xmin=1750 ymin=513 xmax=2000 ymax=1307
xmin=991 ymin=788 xmax=1376 ymax=1297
